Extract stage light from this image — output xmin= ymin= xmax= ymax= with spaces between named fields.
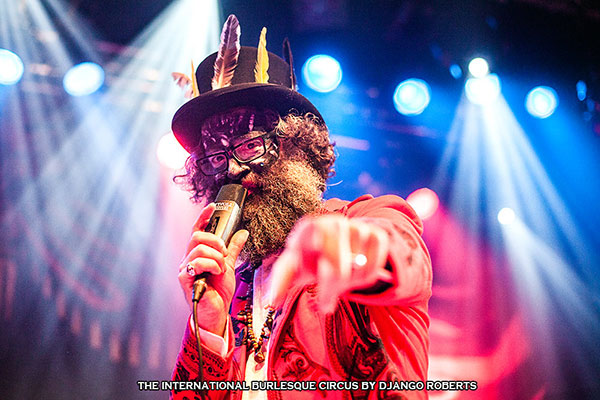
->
xmin=525 ymin=86 xmax=558 ymax=119
xmin=449 ymin=64 xmax=463 ymax=79
xmin=468 ymin=57 xmax=489 ymax=78
xmin=301 ymin=54 xmax=342 ymax=93
xmin=393 ymin=79 xmax=431 ymax=116
xmin=434 ymin=66 xmax=597 ymax=396
xmin=0 ymin=49 xmax=24 ymax=85
xmin=497 ymin=207 xmax=516 ymax=225
xmin=465 ymin=73 xmax=501 ymax=105
xmin=156 ymin=132 xmax=189 ymax=169
xmin=63 ymin=62 xmax=105 ymax=96
xmin=576 ymin=80 xmax=587 ymax=101
xmin=407 ymin=188 xmax=439 ymax=220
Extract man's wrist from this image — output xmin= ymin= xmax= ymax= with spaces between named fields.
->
xmin=188 ymin=315 xmax=230 ymax=358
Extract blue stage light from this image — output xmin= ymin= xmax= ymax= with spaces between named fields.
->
xmin=301 ymin=55 xmax=342 ymax=93
xmin=468 ymin=57 xmax=489 ymax=78
xmin=393 ymin=79 xmax=431 ymax=116
xmin=0 ymin=49 xmax=25 ymax=85
xmin=525 ymin=86 xmax=558 ymax=119
xmin=449 ymin=64 xmax=463 ymax=79
xmin=465 ymin=73 xmax=501 ymax=105
xmin=63 ymin=62 xmax=105 ymax=96
xmin=576 ymin=80 xmax=587 ymax=101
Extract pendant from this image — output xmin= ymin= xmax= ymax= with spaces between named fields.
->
xmin=254 ymin=351 xmax=265 ymax=363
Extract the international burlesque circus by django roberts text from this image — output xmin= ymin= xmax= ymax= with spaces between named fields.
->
xmin=138 ymin=380 xmax=478 ymax=392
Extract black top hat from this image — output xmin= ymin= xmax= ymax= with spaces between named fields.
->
xmin=171 ymin=18 xmax=323 ymax=153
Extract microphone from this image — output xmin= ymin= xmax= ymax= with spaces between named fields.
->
xmin=192 ymin=184 xmax=247 ymax=302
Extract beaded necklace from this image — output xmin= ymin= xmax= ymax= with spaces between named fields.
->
xmin=236 ymin=275 xmax=276 ymax=363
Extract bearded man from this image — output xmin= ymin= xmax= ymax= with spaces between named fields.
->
xmin=169 ymin=15 xmax=432 ymax=400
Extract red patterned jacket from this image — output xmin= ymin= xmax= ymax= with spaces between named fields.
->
xmin=171 ymin=195 xmax=432 ymax=399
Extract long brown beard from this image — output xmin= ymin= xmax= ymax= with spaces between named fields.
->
xmin=240 ymin=158 xmax=324 ymax=264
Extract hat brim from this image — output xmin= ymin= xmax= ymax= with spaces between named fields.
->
xmin=171 ymin=83 xmax=323 ymax=153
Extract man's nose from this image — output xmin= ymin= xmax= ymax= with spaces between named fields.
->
xmin=226 ymin=158 xmax=250 ymax=181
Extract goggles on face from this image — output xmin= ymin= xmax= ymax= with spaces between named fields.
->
xmin=195 ymin=130 xmax=277 ymax=176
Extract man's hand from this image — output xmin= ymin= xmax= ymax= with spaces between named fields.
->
xmin=178 ymin=203 xmax=249 ymax=336
xmin=269 ymin=214 xmax=391 ymax=313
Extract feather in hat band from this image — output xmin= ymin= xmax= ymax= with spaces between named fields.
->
xmin=171 ymin=15 xmax=298 ymax=98
xmin=170 ymin=15 xmax=324 ymax=153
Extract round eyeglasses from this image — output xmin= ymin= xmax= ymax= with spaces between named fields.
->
xmin=195 ymin=131 xmax=277 ymax=176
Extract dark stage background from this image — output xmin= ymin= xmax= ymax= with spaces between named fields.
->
xmin=1 ymin=1 xmax=600 ymax=399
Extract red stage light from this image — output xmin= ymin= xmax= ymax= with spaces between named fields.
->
xmin=407 ymin=187 xmax=439 ymax=221
xmin=156 ymin=132 xmax=189 ymax=169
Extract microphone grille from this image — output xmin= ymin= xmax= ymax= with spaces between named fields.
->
xmin=215 ymin=184 xmax=247 ymax=207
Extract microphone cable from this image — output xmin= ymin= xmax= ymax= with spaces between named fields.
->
xmin=190 ymin=184 xmax=246 ymax=399
xmin=192 ymin=297 xmax=206 ymax=400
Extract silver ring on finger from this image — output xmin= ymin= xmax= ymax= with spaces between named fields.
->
xmin=186 ymin=262 xmax=195 ymax=277
xmin=352 ymin=253 xmax=367 ymax=268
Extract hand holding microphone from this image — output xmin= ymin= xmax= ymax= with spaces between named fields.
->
xmin=177 ymin=184 xmax=248 ymax=336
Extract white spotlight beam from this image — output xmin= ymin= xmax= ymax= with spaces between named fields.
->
xmin=1 ymin=0 xmax=221 ymax=374
xmin=431 ymin=89 xmax=598 ymax=397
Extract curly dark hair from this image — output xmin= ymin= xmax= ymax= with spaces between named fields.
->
xmin=174 ymin=113 xmax=336 ymax=202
